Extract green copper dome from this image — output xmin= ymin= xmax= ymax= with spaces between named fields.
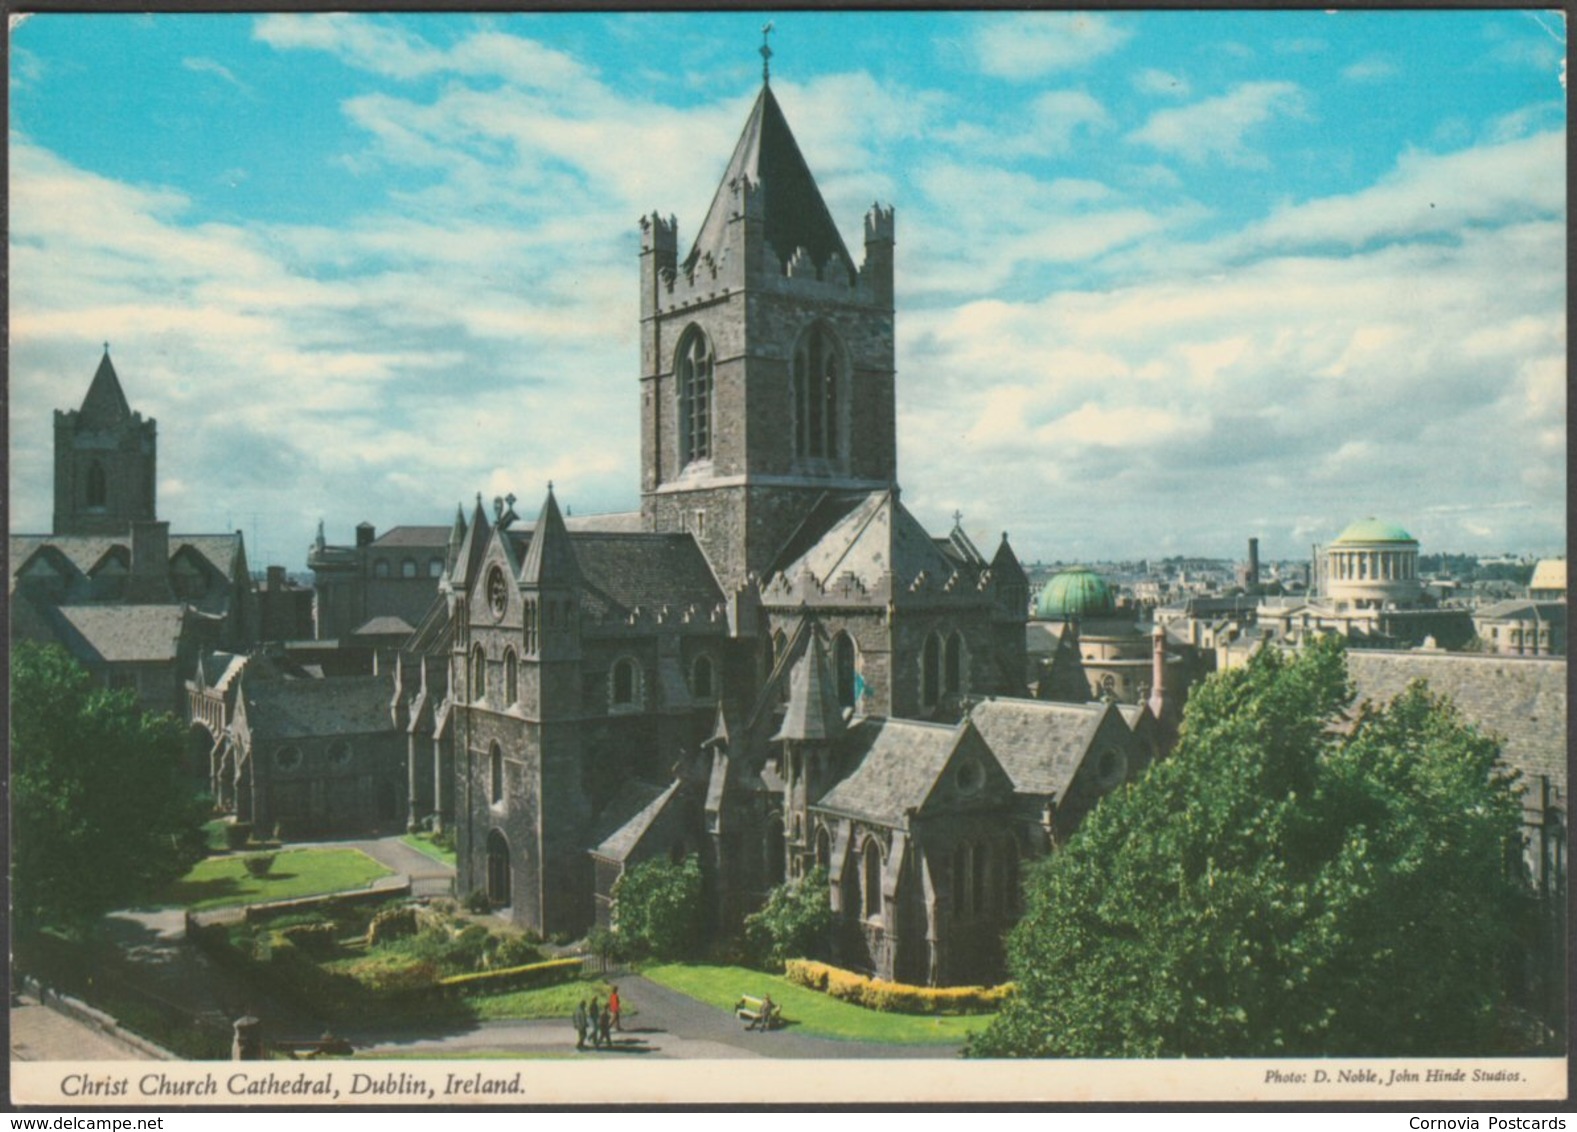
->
xmin=1332 ymin=518 xmax=1415 ymax=545
xmin=1035 ymin=567 xmax=1115 ymax=619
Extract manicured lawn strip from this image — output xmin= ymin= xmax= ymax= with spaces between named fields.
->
xmin=399 ymin=833 xmax=457 ymax=868
xmin=466 ymin=977 xmax=613 ymax=1022
xmin=642 ymin=963 xmax=992 ymax=1045
xmin=162 ymin=849 xmax=395 ymax=911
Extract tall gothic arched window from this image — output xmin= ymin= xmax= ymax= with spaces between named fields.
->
xmin=921 ymin=632 xmax=941 ymax=708
xmin=792 ymin=323 xmax=843 ymax=461
xmin=676 ymin=326 xmax=713 ymax=467
xmin=833 ymin=632 xmax=857 ymax=711
xmin=86 ymin=460 xmax=108 ymax=509
xmin=504 ymin=649 xmax=518 ymax=705
xmin=862 ymin=839 xmax=883 ymax=920
xmin=943 ymin=631 xmax=964 ymax=697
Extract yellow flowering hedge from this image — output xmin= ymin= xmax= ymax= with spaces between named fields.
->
xmin=435 ymin=956 xmax=584 ymax=995
xmin=784 ymin=959 xmax=1011 ymax=1015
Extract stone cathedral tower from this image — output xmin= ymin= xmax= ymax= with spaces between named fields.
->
xmin=638 ymin=78 xmax=897 ymax=591
xmin=53 ymin=348 xmax=158 ymax=536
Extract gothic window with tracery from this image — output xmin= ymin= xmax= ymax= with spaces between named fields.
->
xmin=793 ymin=323 xmax=844 ymax=461
xmin=677 ymin=326 xmax=713 ymax=467
xmin=86 ymin=460 xmax=107 ymax=509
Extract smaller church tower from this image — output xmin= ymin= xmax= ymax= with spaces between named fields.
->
xmin=54 ymin=348 xmax=158 ymax=536
xmin=773 ymin=627 xmax=846 ymax=880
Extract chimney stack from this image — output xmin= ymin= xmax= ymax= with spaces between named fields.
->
xmin=127 ymin=520 xmax=173 ymax=603
xmin=1247 ymin=537 xmax=1260 ymax=594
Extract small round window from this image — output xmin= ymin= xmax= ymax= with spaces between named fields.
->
xmin=274 ymin=746 xmax=301 ymax=771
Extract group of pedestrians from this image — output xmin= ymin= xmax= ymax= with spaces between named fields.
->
xmin=573 ymin=985 xmax=622 ymax=1051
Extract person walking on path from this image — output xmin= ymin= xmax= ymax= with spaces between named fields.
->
xmin=572 ymin=1000 xmax=588 ymax=1051
xmin=587 ymin=997 xmax=603 ymax=1049
xmin=598 ymin=1003 xmax=613 ymax=1048
xmin=608 ymin=985 xmax=622 ymax=1032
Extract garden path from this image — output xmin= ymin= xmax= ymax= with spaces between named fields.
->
xmin=347 ymin=973 xmax=961 ymax=1061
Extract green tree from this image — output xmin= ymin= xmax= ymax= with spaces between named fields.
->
xmin=969 ymin=637 xmax=1533 ymax=1058
xmin=743 ymin=866 xmax=834 ymax=970
xmin=11 ymin=643 xmax=208 ymax=936
xmin=611 ymin=854 xmax=704 ymax=961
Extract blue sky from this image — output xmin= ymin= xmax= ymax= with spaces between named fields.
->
xmin=9 ymin=11 xmax=1566 ymax=568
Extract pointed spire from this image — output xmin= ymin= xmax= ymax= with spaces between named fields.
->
xmin=449 ymin=492 xmax=492 ymax=587
xmin=79 ymin=347 xmax=132 ymax=427
xmin=520 ymin=483 xmax=579 ymax=586
xmin=685 ymin=84 xmax=854 ymax=282
xmin=991 ymin=530 xmax=1029 ymax=587
xmin=445 ymin=503 xmax=468 ymax=571
xmin=773 ymin=628 xmax=845 ymax=742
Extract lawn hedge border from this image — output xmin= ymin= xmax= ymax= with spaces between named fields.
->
xmin=436 ymin=957 xmax=584 ymax=996
xmin=784 ymin=959 xmax=1011 ymax=1015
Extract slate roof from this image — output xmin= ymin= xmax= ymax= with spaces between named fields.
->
xmin=686 ymin=83 xmax=854 ymax=282
xmin=77 ymin=351 xmax=133 ymax=427
xmin=372 ymin=526 xmax=451 ymax=548
xmin=570 ymin=534 xmax=723 ymax=617
xmin=1344 ymin=650 xmax=1567 ymax=799
xmin=968 ymin=698 xmax=1109 ymax=798
xmin=520 ymin=489 xmax=579 ymax=587
xmin=55 ymin=604 xmax=188 ymax=663
xmin=814 ymin=717 xmax=959 ymax=826
xmin=1474 ymin=600 xmax=1566 ymax=622
xmin=775 ymin=490 xmax=964 ymax=591
xmin=242 ymin=673 xmax=397 ymax=739
xmin=592 ymin=780 xmax=682 ymax=862
xmin=10 ymin=533 xmax=244 ymax=582
xmin=773 ymin=631 xmax=845 ymax=742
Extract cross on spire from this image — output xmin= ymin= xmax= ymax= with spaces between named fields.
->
xmin=760 ymin=22 xmax=774 ymax=84
xmin=952 ymin=509 xmax=964 ymax=528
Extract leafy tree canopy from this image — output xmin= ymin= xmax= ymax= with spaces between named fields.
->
xmin=611 ymin=854 xmax=704 ymax=961
xmin=970 ymin=636 xmax=1534 ymax=1058
xmin=11 ymin=643 xmax=208 ymax=935
xmin=744 ymin=866 xmax=834 ymax=970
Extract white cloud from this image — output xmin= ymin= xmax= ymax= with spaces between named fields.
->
xmin=1342 ymin=55 xmax=1396 ymax=83
xmin=1128 ymin=81 xmax=1306 ymax=168
xmin=1133 ymin=68 xmax=1190 ymax=98
xmin=183 ymin=56 xmax=251 ymax=95
xmin=971 ymin=13 xmax=1132 ymax=80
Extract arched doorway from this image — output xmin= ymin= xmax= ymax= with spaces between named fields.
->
xmin=486 ymin=829 xmax=512 ymax=908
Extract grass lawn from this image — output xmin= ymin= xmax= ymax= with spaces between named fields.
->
xmin=643 ymin=963 xmax=994 ymax=1045
xmin=161 ymin=848 xmax=395 ymax=911
xmin=399 ymin=832 xmax=457 ymax=868
xmin=466 ymin=977 xmax=614 ymax=1022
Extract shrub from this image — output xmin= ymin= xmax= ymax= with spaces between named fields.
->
xmin=278 ymin=922 xmax=340 ymax=957
xmin=585 ymin=925 xmax=626 ymax=968
xmin=783 ymin=959 xmax=1010 ymax=1015
xmin=485 ymin=933 xmax=542 ymax=970
xmin=366 ymin=905 xmax=421 ymax=947
xmin=241 ymin=852 xmax=276 ymax=878
xmin=743 ymin=867 xmax=833 ymax=971
xmin=464 ymin=888 xmax=492 ymax=915
xmin=611 ymin=855 xmax=704 ymax=961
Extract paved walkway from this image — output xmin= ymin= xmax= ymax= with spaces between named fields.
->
xmin=10 ymin=994 xmax=156 ymax=1062
xmin=348 ymin=973 xmax=960 ymax=1061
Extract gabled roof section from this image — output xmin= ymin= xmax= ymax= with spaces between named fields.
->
xmin=815 ymin=717 xmax=1010 ymax=827
xmin=78 ymin=350 xmax=133 ymax=427
xmin=592 ymin=780 xmax=682 ymax=863
xmin=773 ymin=628 xmax=845 ymax=743
xmin=519 ymin=487 xmax=579 ymax=587
xmin=686 ymin=84 xmax=854 ymax=282
xmin=242 ymin=672 xmax=397 ymax=739
xmin=776 ymin=490 xmax=962 ymax=592
xmin=968 ymin=697 xmax=1112 ymax=799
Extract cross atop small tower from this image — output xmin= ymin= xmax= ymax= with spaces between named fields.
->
xmin=760 ymin=22 xmax=774 ymax=83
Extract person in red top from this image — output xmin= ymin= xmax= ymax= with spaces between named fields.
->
xmin=608 ymin=985 xmax=622 ymax=1032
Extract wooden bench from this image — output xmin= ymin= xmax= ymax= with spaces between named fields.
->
xmin=733 ymin=994 xmax=782 ymax=1031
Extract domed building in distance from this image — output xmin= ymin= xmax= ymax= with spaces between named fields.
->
xmin=1027 ymin=565 xmax=1186 ymax=707
xmin=1320 ymin=517 xmax=1422 ymax=612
